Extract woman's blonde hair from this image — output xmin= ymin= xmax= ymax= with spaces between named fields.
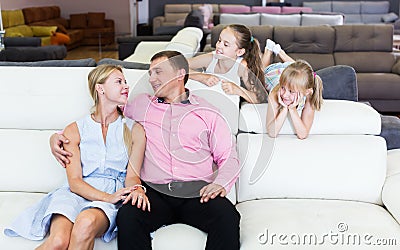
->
xmin=88 ymin=64 xmax=132 ymax=155
xmin=278 ymin=60 xmax=323 ymax=110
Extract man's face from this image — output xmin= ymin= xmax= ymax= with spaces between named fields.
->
xmin=148 ymin=56 xmax=182 ymax=97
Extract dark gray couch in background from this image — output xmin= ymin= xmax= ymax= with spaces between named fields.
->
xmin=210 ymin=24 xmax=400 ymax=113
xmin=302 ymin=1 xmax=398 ymax=24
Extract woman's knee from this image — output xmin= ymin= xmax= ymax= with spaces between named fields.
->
xmin=47 ymin=233 xmax=70 ymax=250
xmin=72 ymin=210 xmax=106 ymax=240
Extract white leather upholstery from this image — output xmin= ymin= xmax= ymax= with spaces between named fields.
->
xmin=239 ymin=100 xmax=381 ymax=135
xmin=124 ymin=27 xmax=203 ymax=64
xmin=237 ymin=199 xmax=400 ymax=250
xmin=1 ymin=66 xmax=399 ymax=250
xmin=236 ymin=133 xmax=387 ymax=204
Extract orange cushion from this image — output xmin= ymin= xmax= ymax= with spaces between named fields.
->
xmin=51 ymin=32 xmax=71 ymax=45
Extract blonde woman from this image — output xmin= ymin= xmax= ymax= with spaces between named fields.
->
xmin=266 ymin=60 xmax=323 ymax=139
xmin=4 ymin=65 xmax=147 ymax=249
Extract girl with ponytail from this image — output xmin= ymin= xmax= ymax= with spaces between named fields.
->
xmin=188 ymin=24 xmax=267 ymax=103
xmin=266 ymin=60 xmax=324 ymax=139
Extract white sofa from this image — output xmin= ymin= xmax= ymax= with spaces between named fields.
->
xmin=1 ymin=66 xmax=400 ymax=249
xmin=123 ymin=27 xmax=203 ymax=64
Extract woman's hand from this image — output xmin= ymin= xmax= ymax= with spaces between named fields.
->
xmin=221 ymin=80 xmax=243 ymax=96
xmin=107 ymin=187 xmax=132 ymax=204
xmin=123 ymin=186 xmax=150 ymax=211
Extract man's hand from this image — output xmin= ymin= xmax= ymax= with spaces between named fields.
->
xmin=199 ymin=183 xmax=226 ymax=203
xmin=50 ymin=133 xmax=72 ymax=168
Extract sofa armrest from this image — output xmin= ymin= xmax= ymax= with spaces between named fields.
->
xmin=117 ymin=35 xmax=173 ymax=60
xmin=105 ymin=19 xmax=114 ymax=29
xmin=153 ymin=16 xmax=166 ymax=33
xmin=382 ymin=149 xmax=400 ymax=224
xmin=392 ymin=58 xmax=400 ymax=75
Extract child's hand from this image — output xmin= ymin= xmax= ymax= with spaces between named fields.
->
xmin=289 ymin=92 xmax=301 ymax=110
xmin=221 ymin=80 xmax=242 ymax=96
xmin=278 ymin=88 xmax=288 ymax=108
xmin=203 ymin=75 xmax=220 ymax=86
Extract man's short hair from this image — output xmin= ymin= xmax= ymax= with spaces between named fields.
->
xmin=150 ymin=50 xmax=189 ymax=84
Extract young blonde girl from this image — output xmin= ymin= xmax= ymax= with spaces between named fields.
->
xmin=266 ymin=60 xmax=323 ymax=139
xmin=188 ymin=24 xmax=267 ymax=103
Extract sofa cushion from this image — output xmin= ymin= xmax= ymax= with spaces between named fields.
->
xmin=30 ymin=25 xmax=57 ymax=37
xmin=361 ymin=1 xmax=389 ymax=14
xmin=362 ymin=14 xmax=386 ymax=24
xmin=237 ymin=199 xmax=400 ymax=249
xmin=334 ymin=52 xmax=395 ymax=73
xmin=260 ymin=13 xmax=301 ymax=26
xmin=0 ymin=192 xmax=117 ymax=249
xmin=357 ymin=73 xmax=400 ymax=100
xmin=22 ymin=6 xmax=61 ymax=24
xmin=220 ymin=13 xmax=260 ymax=26
xmin=274 ymin=26 xmax=335 ymax=54
xmin=219 ymin=5 xmax=251 ymax=14
xmin=281 ymin=6 xmax=313 ymax=14
xmin=250 ymin=6 xmax=281 ymax=14
xmin=239 ymin=100 xmax=381 ymax=135
xmin=2 ymin=10 xmax=25 ymax=28
xmin=70 ymin=13 xmax=87 ymax=29
xmin=334 ymin=25 xmax=393 ymax=52
xmin=87 ymin=12 xmax=106 ymax=28
xmin=344 ymin=14 xmax=363 ymax=23
xmin=0 ymin=58 xmax=96 ymax=67
xmin=5 ymin=25 xmax=34 ymax=37
xmin=332 ymin=1 xmax=360 ymax=14
xmin=382 ymin=12 xmax=399 ymax=23
xmin=301 ymin=13 xmax=343 ymax=26
xmin=236 ymin=131 xmax=385 ymax=204
xmin=165 ymin=13 xmax=188 ymax=23
xmin=317 ymin=65 xmax=358 ymax=101
xmin=164 ymin=4 xmax=191 ymax=13
xmin=302 ymin=1 xmax=332 ymax=12
xmin=285 ymin=53 xmax=335 ymax=70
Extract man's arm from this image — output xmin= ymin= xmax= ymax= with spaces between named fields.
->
xmin=200 ymin=112 xmax=240 ymax=203
xmin=50 ymin=133 xmax=72 ymax=168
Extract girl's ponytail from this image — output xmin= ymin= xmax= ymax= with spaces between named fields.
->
xmin=311 ymin=74 xmax=323 ymax=111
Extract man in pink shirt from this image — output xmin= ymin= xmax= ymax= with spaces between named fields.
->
xmin=50 ymin=51 xmax=240 ymax=250
xmin=118 ymin=51 xmax=240 ymax=250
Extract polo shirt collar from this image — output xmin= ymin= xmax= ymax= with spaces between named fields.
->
xmin=152 ymin=89 xmax=199 ymax=105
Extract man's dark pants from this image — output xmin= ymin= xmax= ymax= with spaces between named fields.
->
xmin=117 ymin=183 xmax=240 ymax=250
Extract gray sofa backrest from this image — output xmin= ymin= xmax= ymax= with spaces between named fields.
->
xmin=210 ymin=24 xmax=395 ymax=72
xmin=274 ymin=25 xmax=336 ymax=70
xmin=303 ymin=1 xmax=392 ymax=24
xmin=334 ymin=24 xmax=395 ymax=72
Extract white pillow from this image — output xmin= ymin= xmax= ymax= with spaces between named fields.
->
xmin=220 ymin=13 xmax=260 ymax=26
xmin=260 ymin=13 xmax=301 ymax=26
xmin=301 ymin=14 xmax=344 ymax=26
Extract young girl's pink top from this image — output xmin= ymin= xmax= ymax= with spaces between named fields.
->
xmin=124 ymin=92 xmax=239 ymax=192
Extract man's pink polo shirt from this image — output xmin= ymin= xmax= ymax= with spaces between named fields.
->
xmin=124 ymin=92 xmax=239 ymax=192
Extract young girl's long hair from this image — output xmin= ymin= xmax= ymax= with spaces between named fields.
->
xmin=227 ymin=24 xmax=267 ymax=103
xmin=278 ymin=60 xmax=323 ymax=110
xmin=88 ymin=64 xmax=132 ymax=154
